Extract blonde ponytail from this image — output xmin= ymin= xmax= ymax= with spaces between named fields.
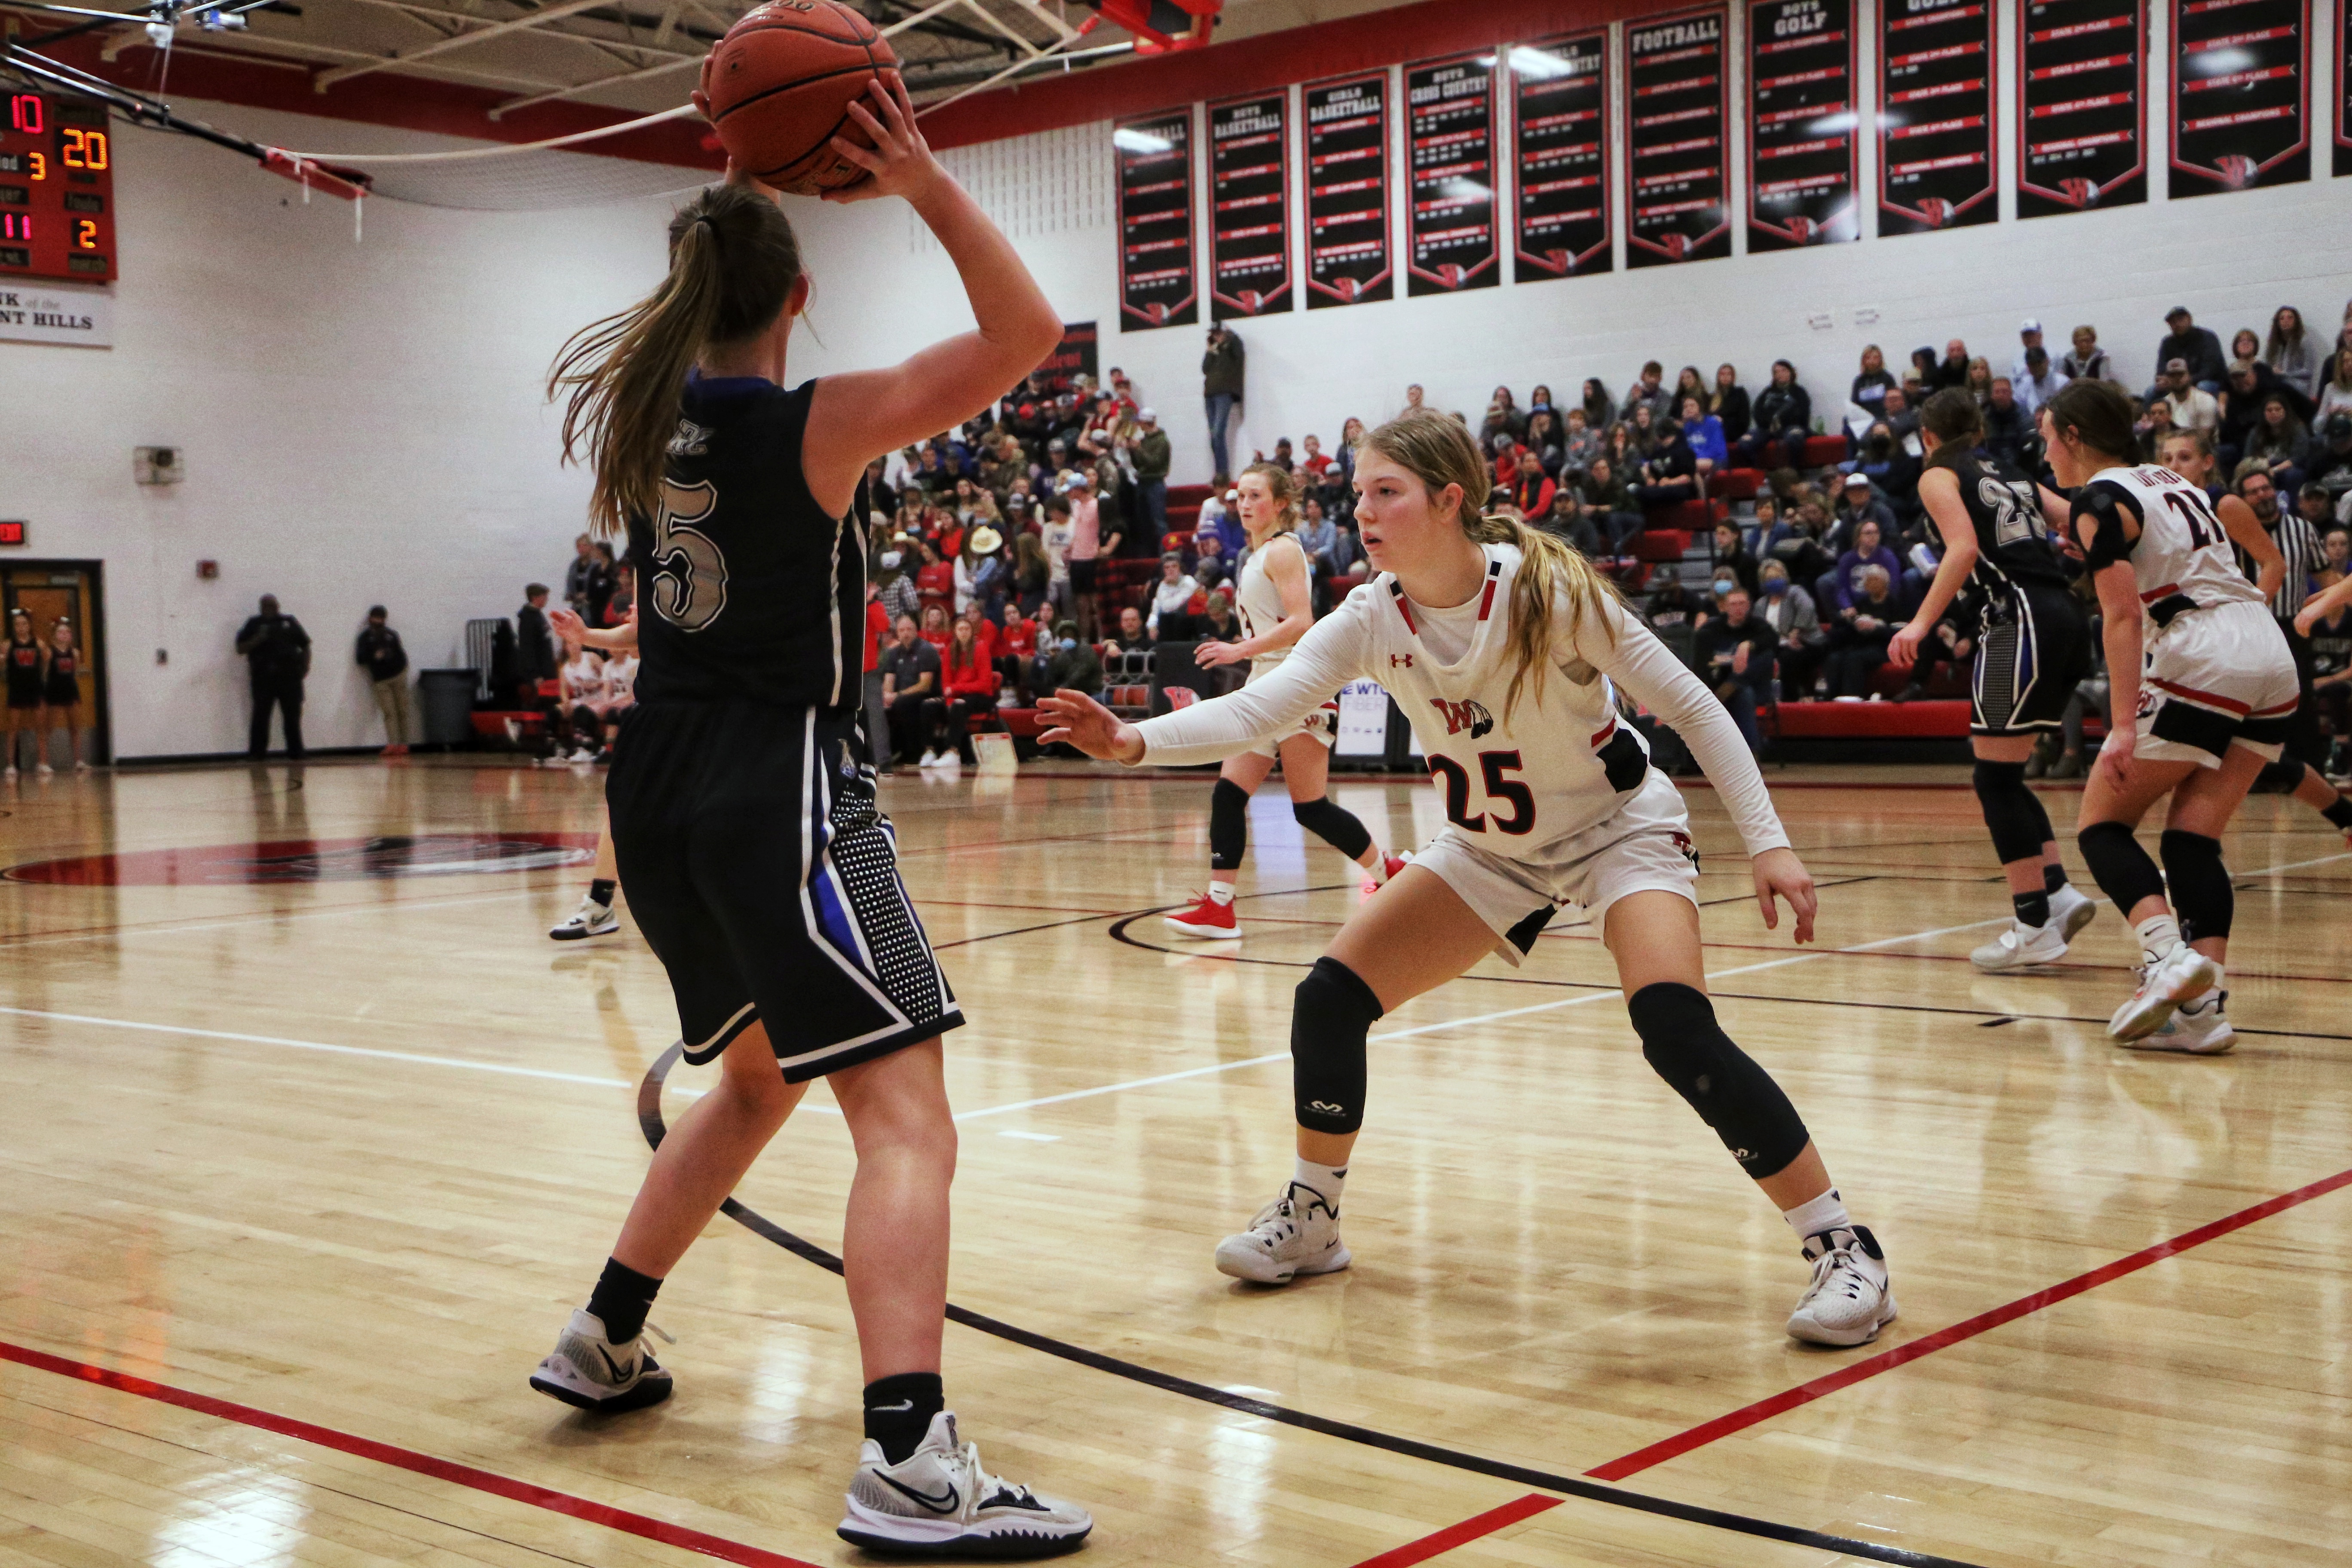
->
xmin=1238 ymin=460 xmax=1300 ymax=533
xmin=1357 ymin=410 xmax=1620 ymax=720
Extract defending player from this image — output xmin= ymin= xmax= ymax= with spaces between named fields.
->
xmin=528 ymin=80 xmax=1093 ymax=1558
xmin=1044 ymin=411 xmax=1896 ymax=1348
xmin=1163 ymin=462 xmax=1402 ymax=938
xmin=1888 ymin=389 xmax=2097 ymax=970
xmin=2045 ymin=380 xmax=2299 ymax=1054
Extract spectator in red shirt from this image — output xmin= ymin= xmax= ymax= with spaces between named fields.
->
xmin=920 ymin=603 xmax=951 ymax=649
xmin=993 ymin=600 xmax=1038 ymax=699
xmin=1508 ymin=450 xmax=1556 ymax=521
xmin=922 ymin=616 xmax=995 ymax=766
xmin=914 ymin=539 xmax=955 ymax=623
xmin=862 ymin=576 xmax=892 ymax=771
xmin=1299 ymin=433 xmax=1335 ymax=476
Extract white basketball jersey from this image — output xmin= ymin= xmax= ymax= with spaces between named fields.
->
xmin=1236 ymin=531 xmax=1303 ymax=673
xmin=1369 ymin=548 xmax=1658 ymax=853
xmin=2087 ymin=464 xmax=2265 ymax=625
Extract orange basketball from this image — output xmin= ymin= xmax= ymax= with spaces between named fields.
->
xmin=700 ymin=0 xmax=901 ymax=196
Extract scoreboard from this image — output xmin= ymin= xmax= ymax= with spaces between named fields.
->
xmin=1 ymin=89 xmax=117 ymax=285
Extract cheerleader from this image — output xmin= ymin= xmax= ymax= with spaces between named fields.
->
xmin=1044 ymin=411 xmax=1894 ymax=1348
xmin=1161 ymin=462 xmax=1401 ymax=939
xmin=4 ymin=609 xmax=43 ymax=777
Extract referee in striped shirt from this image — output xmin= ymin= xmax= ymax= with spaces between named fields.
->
xmin=2237 ymin=469 xmax=2335 ymax=788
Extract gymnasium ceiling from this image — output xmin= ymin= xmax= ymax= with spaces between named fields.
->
xmin=7 ymin=0 xmax=1425 ymax=124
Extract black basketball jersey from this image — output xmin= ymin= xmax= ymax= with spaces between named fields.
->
xmin=1947 ymin=451 xmax=2067 ymax=598
xmin=626 ymin=374 xmax=866 ymax=711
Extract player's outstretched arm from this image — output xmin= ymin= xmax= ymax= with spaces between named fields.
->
xmin=2295 ymin=572 xmax=2352 ymax=635
xmin=1038 ymin=691 xmax=1143 ymax=763
xmin=550 ymin=606 xmax=638 ymax=651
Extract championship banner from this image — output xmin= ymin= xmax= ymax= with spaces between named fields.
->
xmin=1510 ymin=31 xmax=1613 ymax=279
xmin=2170 ymin=0 xmax=2309 ymax=195
xmin=2017 ymin=0 xmax=2145 ymax=215
xmin=1405 ymin=53 xmax=1501 ymax=294
xmin=1208 ymin=91 xmax=1293 ymax=317
xmin=1747 ymin=0 xmax=1858 ymax=248
xmin=2341 ymin=0 xmax=2352 ymax=174
xmin=1626 ymin=6 xmax=1731 ymax=266
xmin=1304 ymin=71 xmax=1393 ymax=308
xmin=1115 ymin=110 xmax=1197 ymax=329
xmin=1877 ymin=0 xmax=1998 ymax=233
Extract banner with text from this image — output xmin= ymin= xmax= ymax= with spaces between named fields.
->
xmin=1115 ymin=110 xmax=1198 ymax=329
xmin=1304 ymin=71 xmax=1394 ymax=308
xmin=1208 ymin=91 xmax=1294 ymax=317
xmin=2017 ymin=0 xmax=2145 ymax=215
xmin=2169 ymin=0 xmax=2308 ymax=196
xmin=0 ymin=281 xmax=110 ymax=348
xmin=1627 ymin=6 xmax=1731 ymax=266
xmin=2342 ymin=0 xmax=2352 ymax=175
xmin=1748 ymin=0 xmax=1859 ymax=248
xmin=1511 ymin=31 xmax=1614 ymax=279
xmin=1878 ymin=0 xmax=1998 ymax=234
xmin=1406 ymin=54 xmax=1501 ymax=294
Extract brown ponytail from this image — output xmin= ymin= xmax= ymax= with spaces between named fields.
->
xmin=1238 ymin=460 xmax=1299 ymax=533
xmin=550 ymin=183 xmax=805 ymax=537
xmin=1356 ymin=410 xmax=1621 ymax=720
xmin=1918 ymin=386 xmax=1984 ymax=474
xmin=2040 ymin=378 xmax=2138 ymax=469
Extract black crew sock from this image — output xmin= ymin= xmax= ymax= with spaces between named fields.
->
xmin=2324 ymin=796 xmax=2352 ymax=830
xmin=586 ymin=1257 xmax=662 ymax=1344
xmin=2013 ymin=890 xmax=2051 ymax=928
xmin=589 ymin=878 xmax=616 ymax=906
xmin=2043 ymin=861 xmax=2067 ymax=894
xmin=864 ymin=1372 xmax=945 ymax=1465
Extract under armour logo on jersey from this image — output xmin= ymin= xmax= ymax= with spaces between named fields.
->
xmin=666 ymin=419 xmax=712 ymax=457
xmin=1390 ymin=653 xmax=1414 ymax=669
xmin=1429 ymin=697 xmax=1494 ymax=739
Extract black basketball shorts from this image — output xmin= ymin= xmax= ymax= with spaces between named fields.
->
xmin=606 ymin=701 xmax=962 ymax=1081
xmin=1972 ymin=584 xmax=2090 ymax=736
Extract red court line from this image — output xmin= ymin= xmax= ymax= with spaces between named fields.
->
xmin=1348 ymin=1494 xmax=1562 ymax=1568
xmin=0 ymin=1340 xmax=821 ymax=1568
xmin=1586 ymin=1163 xmax=2352 ymax=1482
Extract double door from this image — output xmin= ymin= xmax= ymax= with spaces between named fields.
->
xmin=3 ymin=561 xmax=108 ymax=763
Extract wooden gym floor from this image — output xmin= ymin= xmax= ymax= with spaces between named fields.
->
xmin=0 ymin=757 xmax=2346 ymax=1568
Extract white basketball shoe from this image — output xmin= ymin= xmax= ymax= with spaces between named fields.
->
xmin=838 ymin=1410 xmax=1093 ymax=1559
xmin=2125 ymin=990 xmax=2237 ymax=1055
xmin=1785 ymin=1225 xmax=1898 ymax=1348
xmin=549 ymin=895 xmax=619 ymax=941
xmin=2108 ymin=945 xmax=2223 ymax=1042
xmin=528 ymin=1308 xmax=673 ymax=1413
xmin=1969 ymin=883 xmax=2096 ymax=971
xmin=1213 ymin=1182 xmax=1351 ymax=1284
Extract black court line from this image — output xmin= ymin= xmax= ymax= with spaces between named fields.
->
xmin=635 ymin=1047 xmax=1988 ymax=1568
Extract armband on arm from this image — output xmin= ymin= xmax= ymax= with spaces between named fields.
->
xmin=2069 ymin=482 xmax=2141 ymax=573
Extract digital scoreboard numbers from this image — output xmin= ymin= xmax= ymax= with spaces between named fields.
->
xmin=0 ymin=91 xmax=116 ymax=285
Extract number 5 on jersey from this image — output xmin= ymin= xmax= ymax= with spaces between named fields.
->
xmin=652 ymin=481 xmax=729 ymax=631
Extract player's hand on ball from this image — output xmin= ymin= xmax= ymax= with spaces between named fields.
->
xmin=1039 ymin=690 xmax=1144 ymax=763
xmin=825 ymin=76 xmax=938 ymax=204
xmin=1751 ymin=846 xmax=1816 ymax=945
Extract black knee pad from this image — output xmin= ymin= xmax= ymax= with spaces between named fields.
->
xmin=1626 ymin=982 xmax=1809 ymax=1180
xmin=1292 ymin=956 xmax=1382 ymax=1135
xmin=2159 ymin=829 xmax=2233 ymax=943
xmin=1972 ymin=760 xmax=2047 ymax=865
xmin=2077 ymin=820 xmax=2166 ymax=913
xmin=1210 ymin=778 xmax=1250 ymax=871
xmin=1291 ymin=796 xmax=1372 ymax=862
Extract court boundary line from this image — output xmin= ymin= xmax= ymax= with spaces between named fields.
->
xmin=0 ymin=1338 xmax=827 ymax=1568
xmin=1345 ymin=1494 xmax=1561 ymax=1568
xmin=639 ymin=1049 xmax=1988 ymax=1568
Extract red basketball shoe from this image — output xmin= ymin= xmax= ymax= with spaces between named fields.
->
xmin=1164 ymin=891 xmax=1241 ymax=940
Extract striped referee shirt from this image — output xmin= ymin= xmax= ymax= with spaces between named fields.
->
xmin=2242 ymin=510 xmax=2325 ymax=619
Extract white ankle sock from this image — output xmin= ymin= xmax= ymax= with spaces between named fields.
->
xmin=1781 ymin=1187 xmax=1849 ymax=1245
xmin=1207 ymin=883 xmax=1235 ymax=906
xmin=1363 ymin=848 xmax=1392 ymax=885
xmin=2135 ymin=915 xmax=2182 ymax=963
xmin=1292 ymin=1157 xmax=1347 ymax=1212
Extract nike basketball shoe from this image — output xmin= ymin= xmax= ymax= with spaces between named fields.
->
xmin=528 ymin=1308 xmax=672 ymax=1413
xmin=838 ymin=1410 xmax=1093 ymax=1559
xmin=1213 ymin=1181 xmax=1351 ymax=1284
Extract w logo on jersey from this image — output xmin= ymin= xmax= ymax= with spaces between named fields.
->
xmin=1429 ymin=697 xmax=1494 ymax=739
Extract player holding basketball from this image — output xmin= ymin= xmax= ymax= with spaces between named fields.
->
xmin=1887 ymin=389 xmax=2098 ymax=970
xmin=1045 ymin=411 xmax=1896 ymax=1348
xmin=529 ymin=79 xmax=1093 ymax=1558
xmin=1163 ymin=461 xmax=1401 ymax=939
xmin=2046 ymin=380 xmax=2300 ymax=1054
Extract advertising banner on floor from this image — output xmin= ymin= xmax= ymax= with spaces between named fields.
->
xmin=1304 ymin=71 xmax=1394 ymax=308
xmin=1877 ymin=0 xmax=1999 ymax=233
xmin=1115 ymin=110 xmax=1198 ymax=329
xmin=1405 ymin=53 xmax=1501 ymax=294
xmin=1626 ymin=6 xmax=1732 ymax=266
xmin=2016 ymin=0 xmax=2146 ymax=215
xmin=1510 ymin=31 xmax=1614 ymax=279
xmin=1747 ymin=0 xmax=1859 ymax=248
xmin=2169 ymin=0 xmax=2309 ymax=196
xmin=1207 ymin=91 xmax=1293 ymax=317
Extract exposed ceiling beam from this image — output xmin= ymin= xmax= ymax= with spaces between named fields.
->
xmin=488 ymin=41 xmax=694 ymax=114
xmin=312 ymin=0 xmax=613 ymax=89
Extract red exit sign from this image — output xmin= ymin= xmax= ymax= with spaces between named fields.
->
xmin=0 ymin=521 xmax=25 ymax=545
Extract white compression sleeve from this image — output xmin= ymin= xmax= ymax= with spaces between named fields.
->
xmin=1575 ymin=599 xmax=1792 ymax=857
xmin=1131 ymin=598 xmax=1371 ymax=767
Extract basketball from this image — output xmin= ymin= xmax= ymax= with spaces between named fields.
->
xmin=700 ymin=0 xmax=900 ymax=196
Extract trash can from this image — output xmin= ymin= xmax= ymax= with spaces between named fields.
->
xmin=418 ymin=668 xmax=478 ymax=749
